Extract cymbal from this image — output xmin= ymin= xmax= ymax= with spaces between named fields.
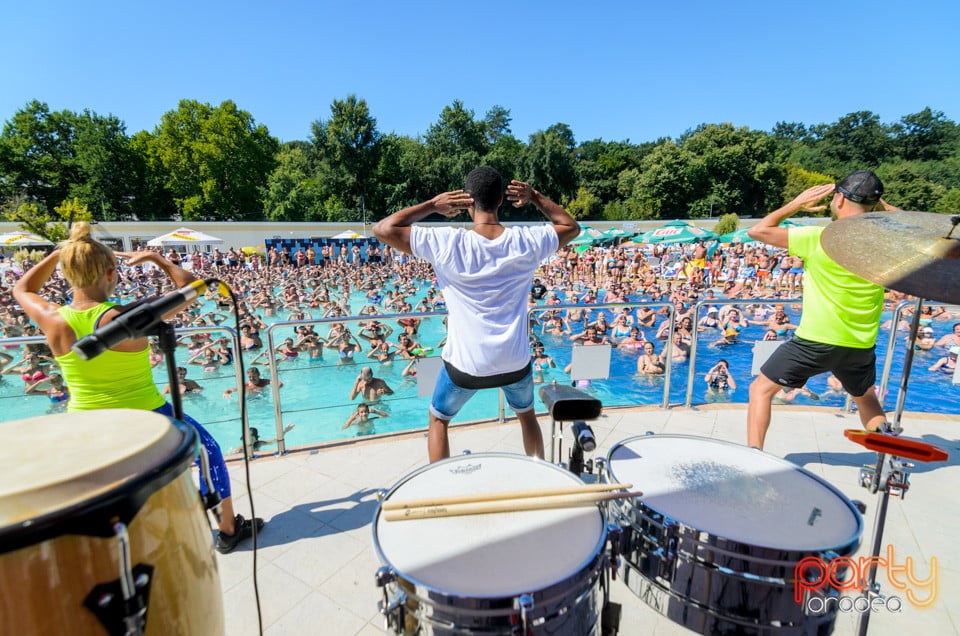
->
xmin=820 ymin=211 xmax=960 ymax=304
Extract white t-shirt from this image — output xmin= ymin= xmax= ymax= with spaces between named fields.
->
xmin=410 ymin=224 xmax=558 ymax=377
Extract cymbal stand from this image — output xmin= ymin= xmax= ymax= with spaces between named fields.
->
xmin=855 ymin=298 xmax=922 ymax=636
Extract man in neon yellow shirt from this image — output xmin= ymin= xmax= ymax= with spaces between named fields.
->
xmin=746 ymin=171 xmax=900 ymax=449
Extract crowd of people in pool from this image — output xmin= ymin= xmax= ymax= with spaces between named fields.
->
xmin=2 ymin=235 xmax=959 ymax=426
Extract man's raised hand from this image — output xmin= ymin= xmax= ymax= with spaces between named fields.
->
xmin=431 ymin=190 xmax=474 ymax=217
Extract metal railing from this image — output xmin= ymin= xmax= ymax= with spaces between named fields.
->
xmin=2 ymin=298 xmax=957 ymax=458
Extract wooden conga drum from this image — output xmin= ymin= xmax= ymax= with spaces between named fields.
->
xmin=0 ymin=409 xmax=224 ymax=635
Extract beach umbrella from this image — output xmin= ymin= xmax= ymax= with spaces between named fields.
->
xmin=635 ymin=220 xmax=717 ymax=245
xmin=599 ymin=227 xmax=635 ymax=243
xmin=331 ymin=230 xmax=362 ymax=239
xmin=568 ymin=225 xmax=605 ymax=247
xmin=0 ymin=232 xmax=53 ymax=247
xmin=719 ymin=219 xmax=803 ymax=243
xmin=718 ymin=228 xmax=757 ymax=244
xmin=147 ymin=227 xmax=223 ymax=247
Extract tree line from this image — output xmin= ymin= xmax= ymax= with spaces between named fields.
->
xmin=2 ymin=96 xmax=958 ymax=233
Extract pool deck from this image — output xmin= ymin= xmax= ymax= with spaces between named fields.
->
xmin=214 ymin=404 xmax=960 ymax=635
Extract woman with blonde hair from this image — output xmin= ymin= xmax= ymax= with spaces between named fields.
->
xmin=13 ymin=222 xmax=262 ymax=554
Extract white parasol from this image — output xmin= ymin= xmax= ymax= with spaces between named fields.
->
xmin=146 ymin=227 xmax=223 ymax=247
xmin=0 ymin=232 xmax=53 ymax=247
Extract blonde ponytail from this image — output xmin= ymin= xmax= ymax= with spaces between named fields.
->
xmin=58 ymin=222 xmax=116 ymax=288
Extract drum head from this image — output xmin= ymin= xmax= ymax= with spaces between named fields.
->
xmin=607 ymin=435 xmax=860 ymax=551
xmin=374 ymin=454 xmax=605 ymax=597
xmin=0 ymin=410 xmax=185 ymax=529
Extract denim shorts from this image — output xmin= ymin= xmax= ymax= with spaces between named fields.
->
xmin=430 ymin=364 xmax=535 ymax=421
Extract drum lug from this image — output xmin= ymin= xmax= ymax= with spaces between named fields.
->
xmin=83 ymin=522 xmax=155 ymax=636
xmin=606 ymin=524 xmax=624 ymax=582
xmin=595 ymin=457 xmax=607 ymax=481
xmin=515 ymin=594 xmax=534 ymax=634
xmin=375 ymin=566 xmax=396 ymax=587
xmin=376 ymin=489 xmax=387 ymax=502
xmin=376 ymin=568 xmax=405 ymax=634
xmin=859 ymin=465 xmax=877 ymax=492
xmin=655 ymin=523 xmax=679 ymax=579
xmin=851 ymin=499 xmax=867 ymax=515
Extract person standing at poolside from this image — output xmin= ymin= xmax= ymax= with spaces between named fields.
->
xmin=374 ymin=166 xmax=579 ymax=461
xmin=13 ymin=223 xmax=262 ymax=554
xmin=745 ymin=172 xmax=900 ymax=450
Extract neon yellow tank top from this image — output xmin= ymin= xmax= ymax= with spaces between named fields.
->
xmin=789 ymin=227 xmax=884 ymax=348
xmin=55 ymin=303 xmax=165 ymax=412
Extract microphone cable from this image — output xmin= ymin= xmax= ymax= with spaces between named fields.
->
xmin=208 ymin=278 xmax=264 ymax=636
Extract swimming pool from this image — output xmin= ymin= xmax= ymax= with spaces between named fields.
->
xmin=2 ymin=289 xmax=957 ymax=455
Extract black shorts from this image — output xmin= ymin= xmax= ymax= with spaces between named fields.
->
xmin=760 ymin=337 xmax=876 ymax=396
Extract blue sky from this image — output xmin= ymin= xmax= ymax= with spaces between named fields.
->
xmin=3 ymin=1 xmax=958 ymax=144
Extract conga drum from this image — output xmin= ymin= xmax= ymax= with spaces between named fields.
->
xmin=0 ymin=410 xmax=224 ymax=635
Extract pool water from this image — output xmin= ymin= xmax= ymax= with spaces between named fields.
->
xmin=2 ymin=289 xmax=957 ymax=455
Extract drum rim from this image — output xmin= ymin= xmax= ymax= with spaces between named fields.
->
xmin=605 ymin=434 xmax=864 ymax=555
xmin=0 ymin=418 xmax=198 ymax=553
xmin=372 ymin=452 xmax=608 ymax=601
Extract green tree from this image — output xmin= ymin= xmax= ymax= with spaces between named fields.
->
xmin=819 ymin=111 xmax=892 ymax=168
xmin=713 ymin=212 xmax=739 ymax=236
xmin=422 ymin=100 xmax=489 ymax=195
xmin=262 ymin=145 xmax=322 ymax=221
xmin=782 ymin=164 xmax=834 ymax=208
xmin=680 ymin=123 xmax=783 ymax=217
xmin=3 ymin=197 xmax=91 ymax=242
xmin=575 ymin=139 xmax=650 ymax=206
xmin=310 ymin=95 xmax=382 ymax=219
xmin=629 ymin=140 xmax=698 ymax=219
xmin=69 ymin=110 xmax=138 ymax=221
xmin=376 ymin=133 xmax=429 ymax=214
xmin=875 ymin=162 xmax=946 ymax=211
xmin=521 ymin=123 xmax=577 ymax=207
xmin=150 ymin=100 xmax=278 ymax=221
xmin=127 ymin=130 xmax=178 ymax=220
xmin=0 ymin=101 xmax=79 ymax=213
xmin=565 ymin=187 xmax=601 ymax=220
xmin=891 ymin=108 xmax=959 ymax=161
xmin=933 ymin=188 xmax=960 ymax=214
xmin=482 ymin=105 xmax=512 ymax=144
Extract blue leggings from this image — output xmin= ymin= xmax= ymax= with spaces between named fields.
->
xmin=154 ymin=402 xmax=231 ymax=499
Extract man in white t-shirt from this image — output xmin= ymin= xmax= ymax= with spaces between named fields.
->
xmin=373 ymin=167 xmax=580 ymax=461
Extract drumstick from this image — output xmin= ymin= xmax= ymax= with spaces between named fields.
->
xmin=381 ymin=482 xmax=633 ymax=511
xmin=383 ymin=490 xmax=642 ymax=522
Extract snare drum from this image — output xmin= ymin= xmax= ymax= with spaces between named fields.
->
xmin=0 ymin=410 xmax=224 ymax=635
xmin=604 ymin=435 xmax=862 ymax=635
xmin=373 ymin=453 xmax=608 ymax=635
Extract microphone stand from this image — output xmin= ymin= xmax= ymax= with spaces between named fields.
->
xmin=155 ymin=320 xmax=222 ymax=523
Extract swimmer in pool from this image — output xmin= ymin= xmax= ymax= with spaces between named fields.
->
xmin=342 ymin=403 xmax=389 ymax=435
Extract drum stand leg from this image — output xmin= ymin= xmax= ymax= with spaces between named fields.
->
xmin=857 ymin=299 xmax=925 ymax=635
xmin=601 ymin=524 xmax=623 ymax=636
xmin=856 ymin=453 xmax=914 ymax=636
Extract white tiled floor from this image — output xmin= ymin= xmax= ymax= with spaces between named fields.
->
xmin=215 ymin=405 xmax=960 ymax=635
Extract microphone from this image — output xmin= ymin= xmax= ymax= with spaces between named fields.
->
xmin=571 ymin=421 xmax=597 ymax=453
xmin=72 ymin=279 xmax=215 ymax=360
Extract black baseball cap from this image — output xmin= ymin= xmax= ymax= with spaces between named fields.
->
xmin=836 ymin=171 xmax=883 ymax=204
